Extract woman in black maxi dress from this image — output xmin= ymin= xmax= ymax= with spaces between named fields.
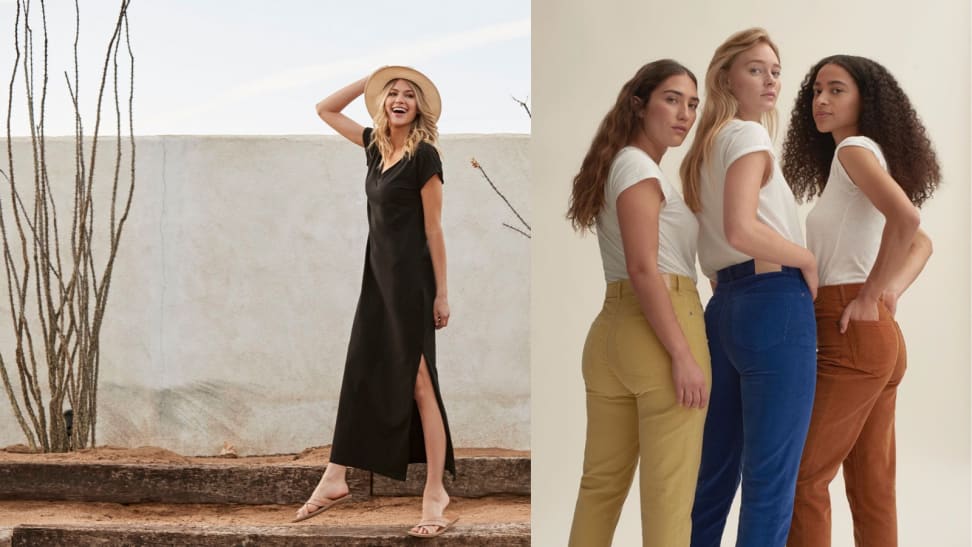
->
xmin=294 ymin=66 xmax=458 ymax=538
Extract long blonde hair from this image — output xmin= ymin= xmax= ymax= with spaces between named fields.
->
xmin=680 ymin=28 xmax=780 ymax=212
xmin=566 ymin=60 xmax=697 ymax=232
xmin=370 ymin=78 xmax=440 ymax=165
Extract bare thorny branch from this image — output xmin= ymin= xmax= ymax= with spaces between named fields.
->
xmin=469 ymin=157 xmax=530 ymax=239
xmin=0 ymin=0 xmax=136 ymax=452
xmin=465 ymin=95 xmax=530 ymax=239
xmin=511 ymin=95 xmax=531 ymax=119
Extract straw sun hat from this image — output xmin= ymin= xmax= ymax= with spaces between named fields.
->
xmin=364 ymin=65 xmax=441 ymax=123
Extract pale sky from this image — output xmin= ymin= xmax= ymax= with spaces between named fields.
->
xmin=0 ymin=0 xmax=531 ymax=135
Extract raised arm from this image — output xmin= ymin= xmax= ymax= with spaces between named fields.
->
xmin=837 ymin=146 xmax=921 ymax=330
xmin=316 ymin=77 xmax=368 ymax=146
xmin=618 ymin=180 xmax=708 ymax=409
xmin=723 ymin=151 xmax=818 ymax=298
xmin=420 ymin=175 xmax=449 ymax=329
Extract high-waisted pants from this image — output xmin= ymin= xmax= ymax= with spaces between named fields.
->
xmin=690 ymin=262 xmax=817 ymax=547
xmin=568 ymin=276 xmax=711 ymax=547
xmin=787 ymin=283 xmax=906 ymax=547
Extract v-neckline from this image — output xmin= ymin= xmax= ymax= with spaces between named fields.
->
xmin=381 ymin=155 xmax=404 ymax=175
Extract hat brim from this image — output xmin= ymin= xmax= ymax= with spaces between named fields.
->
xmin=364 ymin=66 xmax=441 ymax=124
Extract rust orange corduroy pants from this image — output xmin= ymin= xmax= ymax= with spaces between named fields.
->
xmin=788 ymin=283 xmax=907 ymax=547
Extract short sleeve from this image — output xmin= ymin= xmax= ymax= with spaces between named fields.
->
xmin=412 ymin=142 xmax=444 ymax=187
xmin=362 ymin=127 xmax=378 ymax=165
xmin=606 ymin=148 xmax=664 ymax=206
xmin=723 ymin=120 xmax=774 ymax=167
xmin=837 ymin=136 xmax=887 ymax=171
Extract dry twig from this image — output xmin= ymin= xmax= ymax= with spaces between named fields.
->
xmin=470 ymin=158 xmax=530 ymax=239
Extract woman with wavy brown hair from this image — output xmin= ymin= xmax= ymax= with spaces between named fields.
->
xmin=781 ymin=55 xmax=940 ymax=547
xmin=565 ymin=59 xmax=709 ymax=547
xmin=294 ymin=66 xmax=458 ymax=539
xmin=680 ymin=28 xmax=818 ymax=547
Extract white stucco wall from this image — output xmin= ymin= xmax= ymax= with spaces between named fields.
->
xmin=0 ymin=134 xmax=530 ymax=455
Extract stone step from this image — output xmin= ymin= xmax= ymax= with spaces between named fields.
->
xmin=0 ymin=496 xmax=529 ymax=546
xmin=10 ymin=523 xmax=531 ymax=546
xmin=0 ymin=454 xmax=529 ymax=505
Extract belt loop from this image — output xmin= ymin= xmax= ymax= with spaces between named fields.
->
xmin=661 ymin=273 xmax=677 ymax=292
xmin=605 ymin=281 xmax=618 ymax=298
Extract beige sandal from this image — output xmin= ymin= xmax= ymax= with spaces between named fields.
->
xmin=407 ymin=516 xmax=459 ymax=538
xmin=291 ymin=493 xmax=352 ymax=523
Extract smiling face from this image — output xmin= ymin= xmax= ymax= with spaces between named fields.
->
xmin=726 ymin=41 xmax=781 ymax=121
xmin=634 ymin=73 xmax=699 ymax=159
xmin=812 ymin=63 xmax=861 ymax=142
xmin=383 ymin=79 xmax=419 ymax=128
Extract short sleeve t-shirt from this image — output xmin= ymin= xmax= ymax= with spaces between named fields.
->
xmin=695 ymin=119 xmax=805 ymax=280
xmin=597 ymin=146 xmax=699 ymax=283
xmin=806 ymin=136 xmax=889 ymax=286
xmin=363 ymin=127 xmax=443 ymax=188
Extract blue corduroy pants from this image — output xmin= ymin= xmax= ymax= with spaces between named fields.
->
xmin=690 ymin=262 xmax=817 ymax=547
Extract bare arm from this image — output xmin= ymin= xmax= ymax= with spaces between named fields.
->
xmin=723 ymin=152 xmax=818 ymax=297
xmin=420 ymin=175 xmax=449 ymax=329
xmin=316 ymin=77 xmax=368 ymax=146
xmin=836 ymin=146 xmax=920 ymax=331
xmin=881 ymin=229 xmax=932 ymax=316
xmin=618 ymin=180 xmax=707 ymax=409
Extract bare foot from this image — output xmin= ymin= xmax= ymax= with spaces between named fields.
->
xmin=409 ymin=487 xmax=451 ymax=536
xmin=294 ymin=473 xmax=350 ymax=521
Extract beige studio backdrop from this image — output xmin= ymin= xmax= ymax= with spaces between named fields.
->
xmin=532 ymin=1 xmax=970 ymax=546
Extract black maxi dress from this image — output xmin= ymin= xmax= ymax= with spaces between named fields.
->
xmin=329 ymin=127 xmax=457 ymax=481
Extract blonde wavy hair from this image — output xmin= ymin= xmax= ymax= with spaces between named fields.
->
xmin=680 ymin=28 xmax=780 ymax=212
xmin=370 ymin=78 xmax=440 ymax=166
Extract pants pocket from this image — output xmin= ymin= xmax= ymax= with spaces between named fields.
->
xmin=729 ymin=293 xmax=791 ymax=352
xmin=612 ymin=316 xmax=671 ymax=380
xmin=846 ymin=320 xmax=899 ymax=375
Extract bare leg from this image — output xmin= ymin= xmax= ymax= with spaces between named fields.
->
xmin=294 ymin=459 xmax=351 ymax=519
xmin=409 ymin=355 xmax=451 ymax=535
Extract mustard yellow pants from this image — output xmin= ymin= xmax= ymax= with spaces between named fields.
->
xmin=568 ymin=277 xmax=711 ymax=547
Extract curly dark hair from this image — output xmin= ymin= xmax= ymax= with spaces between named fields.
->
xmin=781 ymin=55 xmax=941 ymax=207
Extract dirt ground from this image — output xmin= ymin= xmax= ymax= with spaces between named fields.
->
xmin=0 ymin=496 xmax=530 ymax=528
xmin=0 ymin=445 xmax=531 ymax=528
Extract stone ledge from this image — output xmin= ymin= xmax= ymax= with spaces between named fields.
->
xmin=376 ymin=457 xmax=530 ymax=497
xmin=11 ymin=523 xmax=530 ymax=546
xmin=0 ymin=456 xmax=529 ymax=504
xmin=0 ymin=463 xmax=371 ymax=504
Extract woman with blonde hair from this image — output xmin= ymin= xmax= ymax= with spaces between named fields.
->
xmin=294 ymin=66 xmax=458 ymax=539
xmin=680 ymin=29 xmax=817 ymax=546
xmin=782 ymin=54 xmax=939 ymax=547
xmin=566 ymin=59 xmax=709 ymax=547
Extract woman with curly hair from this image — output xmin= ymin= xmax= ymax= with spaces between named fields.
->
xmin=680 ymin=28 xmax=818 ymax=547
xmin=294 ymin=66 xmax=458 ymax=539
xmin=781 ymin=55 xmax=939 ymax=547
xmin=565 ymin=59 xmax=709 ymax=547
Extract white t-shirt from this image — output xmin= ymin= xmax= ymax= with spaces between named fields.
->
xmin=806 ymin=136 xmax=889 ymax=286
xmin=597 ymin=146 xmax=699 ymax=283
xmin=696 ymin=119 xmax=805 ymax=280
